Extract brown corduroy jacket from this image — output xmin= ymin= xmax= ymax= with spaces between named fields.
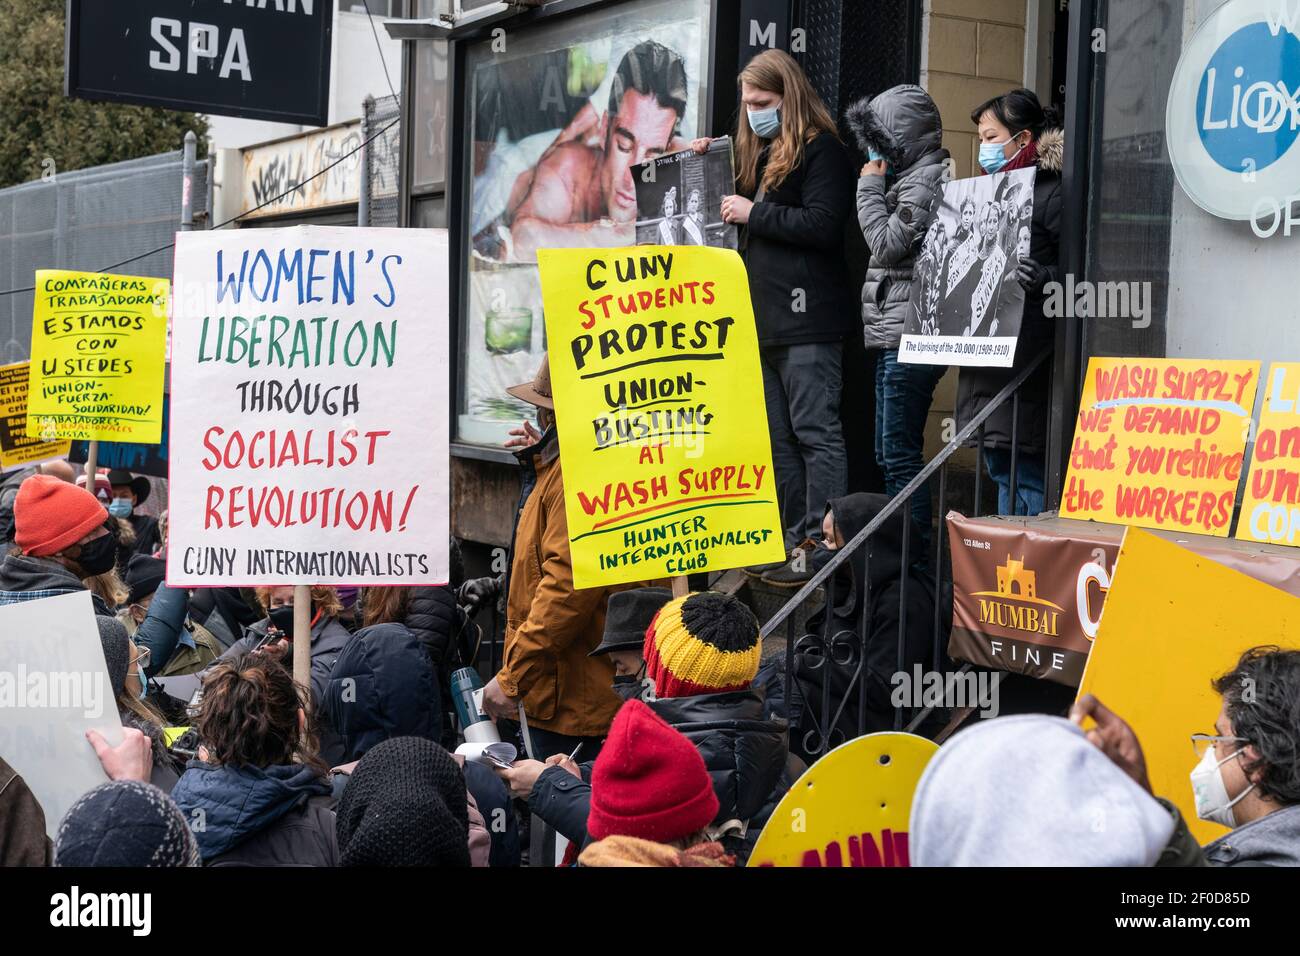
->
xmin=496 ymin=439 xmax=633 ymax=738
xmin=0 ymin=756 xmax=52 ymax=866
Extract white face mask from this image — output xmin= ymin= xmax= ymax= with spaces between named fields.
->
xmin=1190 ymin=745 xmax=1254 ymax=828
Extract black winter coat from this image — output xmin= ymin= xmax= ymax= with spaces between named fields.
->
xmin=797 ymin=493 xmax=943 ymax=749
xmin=404 ymin=585 xmax=462 ymax=672
xmin=743 ymin=132 xmax=858 ymax=348
xmin=529 ymin=688 xmax=803 ymax=864
xmin=170 ymin=762 xmax=337 ymax=866
xmin=955 ymin=129 xmax=1064 ymax=454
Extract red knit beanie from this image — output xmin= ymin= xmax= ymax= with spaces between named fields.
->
xmin=14 ymin=475 xmax=108 ymax=558
xmin=586 ymin=700 xmax=719 ymax=844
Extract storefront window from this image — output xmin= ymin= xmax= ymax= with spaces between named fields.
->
xmin=1086 ymin=0 xmax=1300 ymax=364
xmin=411 ymin=1 xmax=448 ymax=190
xmin=455 ymin=0 xmax=712 ymax=446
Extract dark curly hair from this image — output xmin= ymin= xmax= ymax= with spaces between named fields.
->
xmin=1212 ymin=646 xmax=1300 ymax=805
xmin=197 ymin=654 xmax=327 ymax=774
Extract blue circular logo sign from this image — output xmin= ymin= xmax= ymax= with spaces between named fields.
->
xmin=1195 ymin=22 xmax=1300 ymax=173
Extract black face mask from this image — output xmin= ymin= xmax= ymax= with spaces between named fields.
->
xmin=267 ymin=605 xmax=297 ymax=638
xmin=75 ymin=532 xmax=117 ymax=577
xmin=612 ymin=662 xmax=653 ymax=702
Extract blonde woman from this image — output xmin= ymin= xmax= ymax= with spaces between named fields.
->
xmin=690 ymin=49 xmax=854 ymax=585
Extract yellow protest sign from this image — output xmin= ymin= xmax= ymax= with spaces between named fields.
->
xmin=1061 ymin=357 xmax=1258 ymax=536
xmin=0 ymin=362 xmax=70 ymax=472
xmin=537 ymin=246 xmax=784 ymax=589
xmin=27 ymin=269 xmax=168 ymax=442
xmin=1077 ymin=528 xmax=1300 ymax=844
xmin=747 ymin=732 xmax=937 ymax=867
xmin=1237 ymin=362 xmax=1300 ymax=545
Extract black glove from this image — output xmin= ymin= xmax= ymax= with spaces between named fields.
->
xmin=458 ymin=574 xmax=502 ymax=616
xmin=1016 ymin=256 xmax=1051 ymax=295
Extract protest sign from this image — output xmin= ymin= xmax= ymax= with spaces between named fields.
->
xmin=899 ymin=167 xmax=1035 ymax=368
xmin=1061 ymin=357 xmax=1259 ymax=535
xmin=26 ymin=269 xmax=168 ymax=443
xmin=1078 ymin=527 xmax=1300 ymax=844
xmin=747 ymin=732 xmax=937 ymax=867
xmin=633 ymin=138 xmax=739 ymax=249
xmin=536 ymin=246 xmax=785 ymax=589
xmin=167 ymin=226 xmax=449 ymax=586
xmin=0 ymin=591 xmax=123 ymax=839
xmin=69 ymin=394 xmax=171 ymax=479
xmin=1237 ymin=362 xmax=1300 ymax=545
xmin=0 ymin=362 xmax=70 ymax=472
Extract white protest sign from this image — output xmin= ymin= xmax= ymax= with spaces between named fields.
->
xmin=167 ymin=226 xmax=450 ymax=586
xmin=0 ymin=591 xmax=123 ymax=839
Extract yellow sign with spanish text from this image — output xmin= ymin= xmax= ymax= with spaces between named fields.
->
xmin=537 ymin=246 xmax=784 ymax=589
xmin=1077 ymin=528 xmax=1300 ymax=844
xmin=27 ymin=269 xmax=168 ymax=443
xmin=1061 ymin=357 xmax=1259 ymax=536
xmin=0 ymin=362 xmax=70 ymax=472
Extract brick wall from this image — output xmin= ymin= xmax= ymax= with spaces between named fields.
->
xmin=920 ymin=0 xmax=1031 ymax=469
xmin=923 ymin=0 xmax=1029 ymax=177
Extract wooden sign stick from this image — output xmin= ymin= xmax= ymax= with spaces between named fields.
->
xmin=83 ymin=440 xmax=98 ymax=488
xmin=292 ymin=584 xmax=312 ymax=713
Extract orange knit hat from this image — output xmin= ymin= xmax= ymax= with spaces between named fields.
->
xmin=14 ymin=475 xmax=108 ymax=557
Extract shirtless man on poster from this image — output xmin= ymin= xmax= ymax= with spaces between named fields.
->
xmin=497 ymin=40 xmax=689 ymax=261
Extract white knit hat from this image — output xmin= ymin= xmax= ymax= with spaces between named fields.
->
xmin=910 ymin=714 xmax=1176 ymax=866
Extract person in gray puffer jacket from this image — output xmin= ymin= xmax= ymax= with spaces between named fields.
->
xmin=846 ymin=85 xmax=950 ymax=556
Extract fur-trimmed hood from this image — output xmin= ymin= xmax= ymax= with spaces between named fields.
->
xmin=845 ymin=84 xmax=945 ymax=173
xmin=1036 ymin=127 xmax=1064 ymax=173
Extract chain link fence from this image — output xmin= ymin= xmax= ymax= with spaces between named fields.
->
xmin=0 ymin=148 xmax=208 ymax=363
xmin=362 ymin=94 xmax=403 ymax=227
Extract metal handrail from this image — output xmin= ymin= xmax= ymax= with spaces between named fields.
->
xmin=759 ymin=346 xmax=1054 ymax=640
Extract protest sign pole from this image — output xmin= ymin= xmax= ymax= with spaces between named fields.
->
xmin=292 ymin=584 xmax=312 ymax=712
xmin=671 ymin=576 xmax=688 ymax=599
xmin=83 ymin=440 xmax=98 ymax=487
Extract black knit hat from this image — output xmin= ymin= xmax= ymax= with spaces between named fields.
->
xmin=589 ymin=586 xmax=673 ymax=656
xmin=336 ymin=736 xmax=471 ymax=867
xmin=124 ymin=554 xmax=165 ymax=606
xmin=97 ymin=616 xmax=130 ymax=699
xmin=55 ymin=781 xmax=199 ymax=867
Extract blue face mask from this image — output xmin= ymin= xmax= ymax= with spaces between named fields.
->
xmin=747 ymin=105 xmax=782 ymax=140
xmin=135 ymin=662 xmax=148 ymax=699
xmin=108 ymin=498 xmax=133 ymax=518
xmin=868 ymin=148 xmax=887 ymax=162
xmin=978 ymin=134 xmax=1025 ymax=174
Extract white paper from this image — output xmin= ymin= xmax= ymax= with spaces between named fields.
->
xmin=166 ymin=226 xmax=450 ymax=586
xmin=0 ymin=592 xmax=124 ymax=838
xmin=455 ymin=741 xmax=518 ymax=769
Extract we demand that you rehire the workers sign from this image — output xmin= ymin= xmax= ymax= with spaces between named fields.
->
xmin=168 ymin=226 xmax=449 ymax=586
xmin=538 ymin=246 xmax=784 ymax=589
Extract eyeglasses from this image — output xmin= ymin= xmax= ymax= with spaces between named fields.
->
xmin=129 ymin=646 xmax=151 ymax=669
xmin=1191 ymin=733 xmax=1248 ymax=759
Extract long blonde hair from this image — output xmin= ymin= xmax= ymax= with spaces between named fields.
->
xmin=735 ymin=49 xmax=840 ymax=195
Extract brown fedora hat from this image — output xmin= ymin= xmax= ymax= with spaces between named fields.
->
xmin=506 ymin=355 xmax=554 ymax=410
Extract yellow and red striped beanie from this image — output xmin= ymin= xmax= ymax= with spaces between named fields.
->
xmin=644 ymin=591 xmax=761 ymax=699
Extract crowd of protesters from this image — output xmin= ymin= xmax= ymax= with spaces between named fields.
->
xmin=0 ymin=49 xmax=1297 ymax=870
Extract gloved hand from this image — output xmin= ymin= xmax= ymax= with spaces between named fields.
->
xmin=1016 ymin=256 xmax=1052 ymax=295
xmin=458 ymin=574 xmax=503 ymax=616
